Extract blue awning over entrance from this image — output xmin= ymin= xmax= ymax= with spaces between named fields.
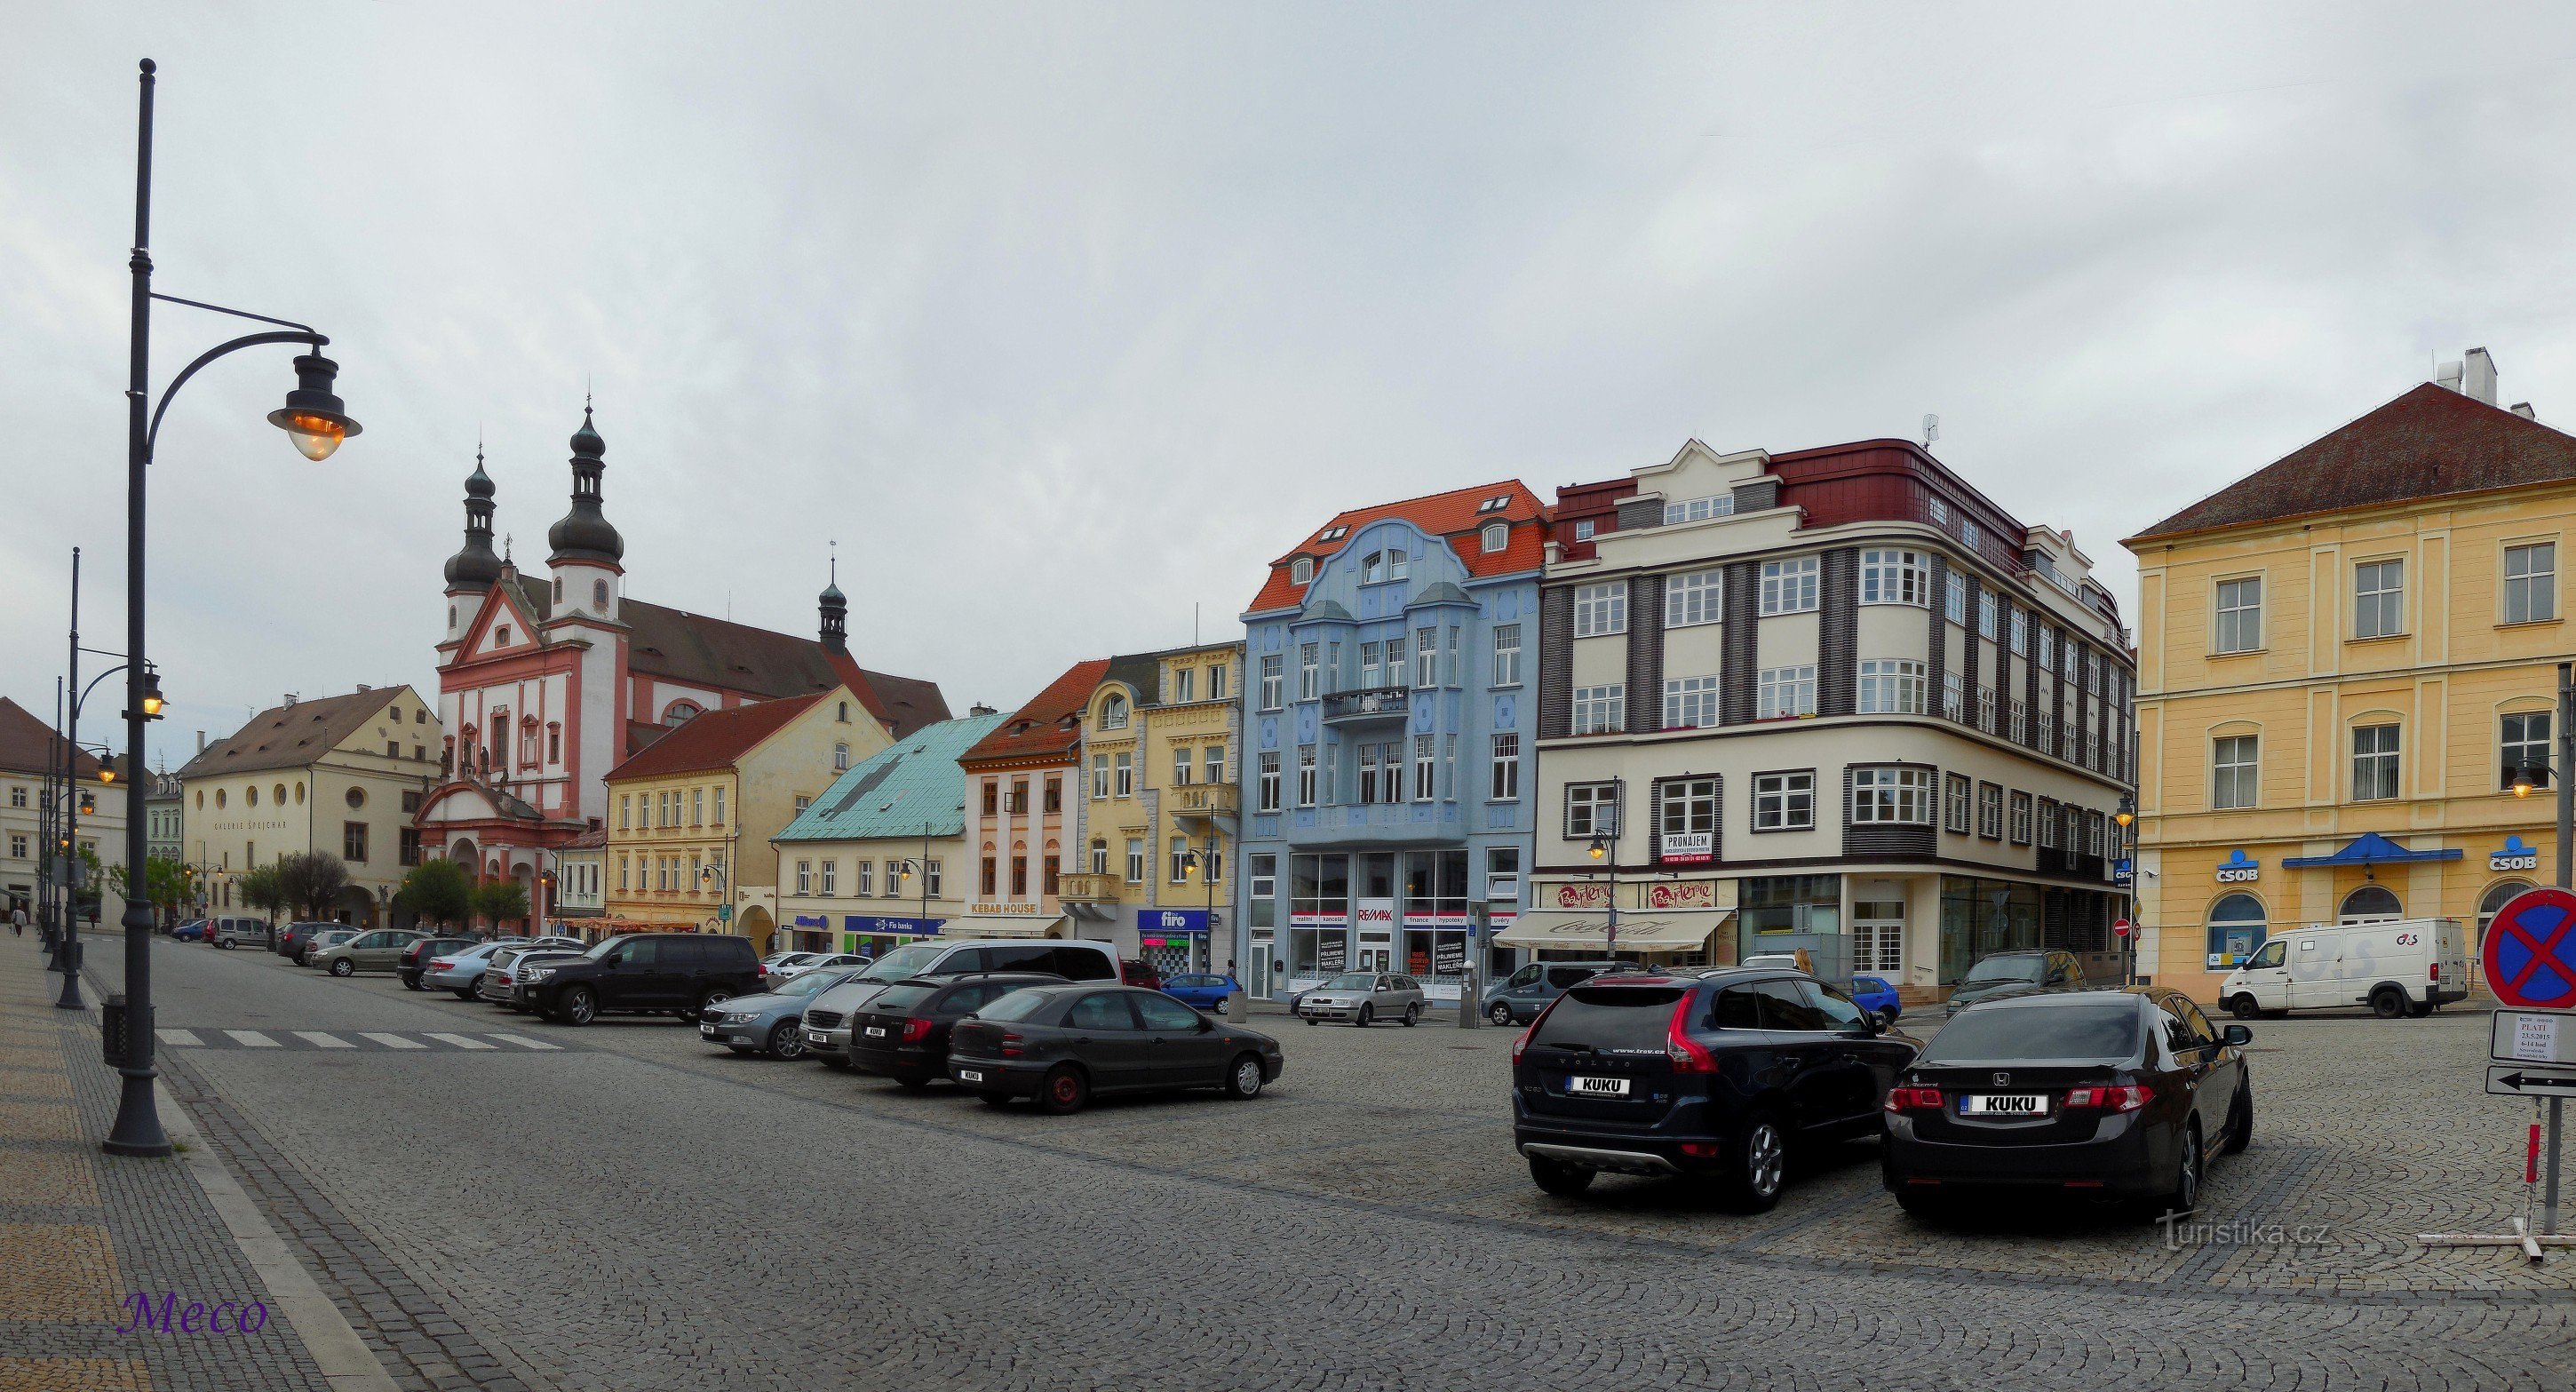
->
xmin=2279 ymin=831 xmax=2464 ymax=869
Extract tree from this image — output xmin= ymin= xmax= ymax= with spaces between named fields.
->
xmin=394 ymin=859 xmax=472 ymax=930
xmin=277 ymin=851 xmax=351 ymax=920
xmin=239 ymin=863 xmax=290 ymax=924
xmin=468 ymin=877 xmax=530 ymax=933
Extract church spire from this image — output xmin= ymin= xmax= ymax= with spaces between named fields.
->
xmin=818 ymin=542 xmax=849 ymax=654
xmin=442 ymin=441 xmax=504 ymax=591
xmin=546 ymin=402 xmax=624 ymax=568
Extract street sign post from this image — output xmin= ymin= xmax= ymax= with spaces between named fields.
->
xmin=2429 ymin=902 xmax=2576 ymax=1261
xmin=2488 ymin=1065 xmax=2576 ymax=1101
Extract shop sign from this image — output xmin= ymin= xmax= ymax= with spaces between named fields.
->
xmin=1289 ymin=911 xmax=1347 ymax=927
xmin=1658 ymin=831 xmax=1713 ymax=865
xmin=1147 ymin=909 xmax=1208 ymax=935
xmin=1552 ymin=883 xmax=1610 ymax=910
xmin=843 ymin=914 xmax=939 ymax=936
xmin=1356 ymin=901 xmax=1395 ymax=932
xmin=1431 ymin=935 xmax=1469 ymax=975
xmin=1316 ymin=935 xmax=1348 ymax=974
xmin=972 ymin=901 xmax=1038 ymax=916
xmin=1646 ymin=881 xmax=1715 ymax=911
xmin=2214 ymin=850 xmax=2261 ymax=884
xmin=2492 ymin=835 xmax=2541 ymax=873
xmin=1403 ymin=911 xmax=1469 ymax=927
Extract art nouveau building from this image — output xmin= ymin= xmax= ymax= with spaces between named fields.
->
xmin=1526 ymin=438 xmax=2137 ymax=997
xmin=772 ymin=710 xmax=1006 ymax=956
xmin=952 ymin=662 xmax=1104 ymax=941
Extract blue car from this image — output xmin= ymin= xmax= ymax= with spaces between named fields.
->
xmin=1161 ymin=973 xmax=1239 ymax=1012
xmin=171 ymin=919 xmax=209 ymax=943
xmin=1850 ymin=974 xmax=1902 ymax=1025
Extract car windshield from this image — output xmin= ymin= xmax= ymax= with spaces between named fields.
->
xmin=1923 ymin=1003 xmax=2141 ymax=1064
xmin=1962 ymin=954 xmax=2047 ymax=985
xmin=1320 ymin=973 xmax=1377 ymax=990
xmin=974 ymin=989 xmax=1058 ymax=1022
xmin=1530 ymin=985 xmax=1688 ymax=1053
xmin=856 ymin=943 xmax=947 ymax=981
xmin=778 ymin=968 xmax=855 ymax=998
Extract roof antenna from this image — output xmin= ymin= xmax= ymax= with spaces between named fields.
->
xmin=830 ymin=538 xmax=838 ymax=586
xmin=1920 ymin=414 xmax=1940 ymax=448
xmin=503 ymin=532 xmax=513 ymax=564
xmin=1194 ymin=601 xmax=1200 ymax=647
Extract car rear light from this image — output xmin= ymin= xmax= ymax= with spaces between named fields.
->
xmin=429 ymin=959 xmax=453 ymax=971
xmin=2429 ymin=963 xmax=2440 ymax=982
xmin=1679 ymin=1141 xmax=1721 ymax=1157
xmin=1883 ymin=1086 xmax=1944 ymax=1113
xmin=900 ymin=1017 xmax=933 ymax=1043
xmin=1512 ymin=998 xmax=1562 ymax=1065
xmin=998 ymin=1031 xmax=1026 ymax=1058
xmin=1666 ymin=993 xmax=1719 ymax=1074
xmin=2063 ymin=1084 xmax=2152 ymax=1112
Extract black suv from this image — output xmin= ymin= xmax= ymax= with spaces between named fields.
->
xmin=1511 ymin=969 xmax=1919 ymax=1209
xmin=521 ymin=933 xmax=761 ymax=1026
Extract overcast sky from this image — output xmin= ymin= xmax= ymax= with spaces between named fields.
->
xmin=10 ymin=4 xmax=2576 ymax=771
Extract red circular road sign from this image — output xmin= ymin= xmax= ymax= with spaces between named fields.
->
xmin=2482 ymin=886 xmax=2576 ymax=1009
xmin=2113 ymin=919 xmax=2132 ymax=938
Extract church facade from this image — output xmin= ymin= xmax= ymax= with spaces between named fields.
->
xmin=415 ymin=408 xmax=949 ymax=917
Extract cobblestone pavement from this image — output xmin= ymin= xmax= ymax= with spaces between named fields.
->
xmin=0 ymin=943 xmax=334 ymax=1392
xmin=89 ymin=934 xmax=2576 ymax=1391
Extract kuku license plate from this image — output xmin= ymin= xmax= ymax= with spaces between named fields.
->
xmin=958 ymin=1069 xmax=985 ymax=1083
xmin=1961 ymin=1094 xmax=2049 ymax=1117
xmin=864 ymin=1026 xmax=886 ymax=1037
xmin=1567 ymin=1075 xmax=1631 ymax=1097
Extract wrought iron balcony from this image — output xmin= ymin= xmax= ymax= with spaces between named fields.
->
xmin=1322 ymin=686 xmax=1412 ymax=724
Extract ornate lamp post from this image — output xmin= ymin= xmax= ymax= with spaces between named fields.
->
xmin=1181 ymin=839 xmax=1220 ymax=975
xmin=104 ymin=59 xmax=361 ymax=1158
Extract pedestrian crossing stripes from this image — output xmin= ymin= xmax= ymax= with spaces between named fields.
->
xmin=156 ymin=1028 xmax=583 ymax=1054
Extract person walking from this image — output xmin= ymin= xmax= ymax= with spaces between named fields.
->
xmin=9 ymin=902 xmax=27 ymax=938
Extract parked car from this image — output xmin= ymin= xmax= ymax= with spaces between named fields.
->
xmin=521 ymin=933 xmax=765 ymax=1025
xmin=1880 ymin=986 xmax=2252 ymax=1219
xmin=698 ymin=965 xmax=866 ymax=1059
xmin=1482 ymin=960 xmax=1619 ymax=1027
xmin=311 ymin=928 xmax=430 ymax=977
xmin=398 ymin=936 xmax=481 ymax=990
xmin=772 ymin=952 xmax=867 ymax=986
xmin=1296 ymin=972 xmax=1426 ymax=1027
xmin=802 ymin=939 xmax=1123 ymax=1064
xmin=1739 ymin=950 xmax=1816 ymax=974
xmin=2216 ymin=918 xmax=2470 ymax=1020
xmin=757 ymin=951 xmax=823 ymax=989
xmin=419 ymin=938 xmax=529 ymax=997
xmin=1511 ymin=969 xmax=1920 ymax=1209
xmin=1120 ymin=958 xmax=1164 ymax=990
xmin=298 ymin=929 xmax=362 ymax=966
xmin=171 ymin=919 xmax=209 ymax=943
xmin=1850 ymin=974 xmax=1902 ymax=1025
xmin=481 ymin=943 xmax=589 ymax=1007
xmin=949 ymin=984 xmax=1284 ymax=1113
xmin=1160 ymin=973 xmax=1238 ymax=1012
xmin=845 ymin=972 xmax=1066 ymax=1086
xmin=210 ymin=917 xmax=273 ymax=951
xmin=276 ymin=921 xmax=338 ymax=961
xmin=1944 ymin=950 xmax=2087 ymax=1016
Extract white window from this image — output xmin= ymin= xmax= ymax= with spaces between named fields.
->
xmin=2038 ymin=626 xmax=2057 ymax=672
xmin=2009 ymin=699 xmax=2027 ymax=744
xmin=1289 ymin=557 xmax=1313 ymax=585
xmin=2213 ymin=735 xmax=2258 ymax=809
xmin=1943 ymin=774 xmax=1971 ymax=833
xmin=1753 ymin=771 xmax=1815 ymax=831
xmin=1491 ymin=624 xmax=1523 ymax=687
xmin=1260 ymin=654 xmax=1284 ymax=709
xmin=794 ymin=860 xmax=811 ymax=895
xmin=1977 ymin=783 xmax=2004 ymax=839
xmin=1944 ymin=572 xmax=1967 ymax=624
xmin=2009 ymin=609 xmax=2028 ymax=656
xmin=1297 ymin=745 xmax=1316 ymax=806
xmin=2353 ymin=724 xmax=2401 ymax=800
xmin=1357 ymin=743 xmax=1382 ymax=804
xmin=1480 ymin=521 xmax=1508 ymax=553
xmin=1298 ymin=644 xmax=1319 ymax=701
xmin=1101 ymin=693 xmax=1129 ymax=729
xmin=1928 ymin=497 xmax=1950 ymax=526
xmin=1114 ymin=752 xmax=1133 ymax=797
xmin=1415 ymin=627 xmax=1437 ymax=687
xmin=1174 ymin=668 xmax=1195 ymax=704
xmin=1564 ymin=782 xmax=1619 ymax=838
xmin=1486 ymin=847 xmax=1521 ymax=905
xmin=1852 ymin=767 xmax=1934 ymax=823
xmin=1572 ymin=684 xmax=1626 ymax=735
xmin=2354 ymin=560 xmax=2405 ymax=639
xmin=1387 ymin=548 xmax=1408 ymax=581
xmin=1859 ymin=549 xmax=1928 ymax=606
xmin=1413 ymin=735 xmax=1435 ymax=801
xmin=1757 ymin=665 xmax=1817 ymax=719
xmin=713 ymin=787 xmax=726 ymax=824
xmin=1976 ymin=686 xmax=1997 ymax=734
xmin=1572 ymin=519 xmax=1595 ymax=542
xmin=2038 ymin=709 xmax=2057 ymax=756
xmin=1759 ymin=557 xmax=1819 ymax=616
xmin=2506 ymin=543 xmax=2556 ymax=624
xmin=833 ymin=742 xmax=850 ymax=772
xmin=1125 ymin=839 xmax=1146 ymax=884
xmin=1574 ymin=583 xmax=1627 ymax=637
xmin=1173 ymin=747 xmax=1194 ymax=786
xmin=1962 ymin=519 xmax=1984 ymax=551
xmin=1977 ymin=592 xmax=1999 ymax=640
xmin=1209 ymin=662 xmax=1228 ymax=701
xmin=1205 ymin=745 xmax=1224 ymax=784
xmin=1258 ymin=751 xmax=1282 ymax=811
xmin=1092 ymin=753 xmax=1109 ymax=799
xmin=2214 ymin=577 xmax=2262 ymax=654
xmin=822 ymin=859 xmax=839 ymax=895
xmin=1489 ymin=732 xmax=1519 ymax=800
xmin=1666 ymin=569 xmax=1722 ymax=627
xmin=1941 ymin=672 xmax=1965 ymax=721
xmin=1663 ymin=494 xmax=1733 ymax=525
xmin=1856 ymin=659 xmax=1926 ymax=715
xmin=1172 ymin=837 xmax=1192 ymax=884
xmin=2503 ymin=712 xmax=2553 ymax=790
xmin=1362 ymin=551 xmax=1385 ymax=584
xmin=1663 ymin=675 xmax=1719 ymax=730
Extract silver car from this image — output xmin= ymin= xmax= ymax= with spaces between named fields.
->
xmin=424 ymin=939 xmax=523 ymax=998
xmin=698 ymin=966 xmax=863 ymax=1059
xmin=481 ymin=942 xmax=590 ymax=1008
xmin=1295 ymin=971 xmax=1426 ymax=1027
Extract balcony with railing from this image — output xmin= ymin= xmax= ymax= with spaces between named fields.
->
xmin=1322 ymin=686 xmax=1412 ymax=724
xmin=1169 ymin=783 xmax=1239 ymax=821
xmin=1056 ymin=871 xmax=1122 ymax=904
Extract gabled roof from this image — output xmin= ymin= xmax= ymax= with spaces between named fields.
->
xmin=775 ymin=712 xmax=1009 ymax=844
xmin=0 ymin=697 xmax=102 ymax=780
xmin=2128 ymin=384 xmax=2576 ymax=542
xmin=603 ymin=693 xmax=826 ymax=783
xmin=961 ymin=659 xmax=1112 ymax=767
xmin=619 ymin=598 xmax=950 ymax=738
xmin=1246 ymin=480 xmax=1548 ymax=613
xmin=173 ymin=688 xmax=408 ymax=780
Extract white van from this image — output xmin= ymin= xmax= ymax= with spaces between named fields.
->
xmin=2216 ymin=918 xmax=2471 ymax=1021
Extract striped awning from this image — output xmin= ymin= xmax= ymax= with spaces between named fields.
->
xmin=1492 ymin=910 xmax=1730 ymax=952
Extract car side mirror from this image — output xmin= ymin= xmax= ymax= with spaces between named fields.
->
xmin=1196 ymin=1017 xmax=1214 ymax=1033
xmin=2221 ymin=1024 xmax=2252 ymax=1046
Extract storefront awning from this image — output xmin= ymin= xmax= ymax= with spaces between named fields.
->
xmin=1493 ymin=910 xmax=1731 ymax=953
xmin=2279 ymin=831 xmax=2464 ymax=869
xmin=945 ymin=913 xmax=1069 ymax=940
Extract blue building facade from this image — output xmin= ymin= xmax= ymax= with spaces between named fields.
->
xmin=1229 ymin=483 xmax=1546 ymax=1003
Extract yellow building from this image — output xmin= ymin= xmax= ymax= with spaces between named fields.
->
xmin=601 ymin=686 xmax=886 ymax=951
xmin=1060 ymin=643 xmax=1244 ymax=976
xmin=2125 ymin=354 xmax=2572 ymax=1001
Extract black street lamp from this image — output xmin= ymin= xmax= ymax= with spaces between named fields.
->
xmin=1180 ymin=840 xmax=1220 ymax=975
xmin=103 ymin=59 xmax=360 ymax=1158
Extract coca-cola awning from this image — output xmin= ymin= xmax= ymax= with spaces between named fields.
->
xmin=1491 ymin=910 xmax=1730 ymax=952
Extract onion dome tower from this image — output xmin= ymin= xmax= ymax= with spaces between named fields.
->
xmin=545 ymin=403 xmax=625 ymax=618
xmin=442 ymin=448 xmax=504 ymax=640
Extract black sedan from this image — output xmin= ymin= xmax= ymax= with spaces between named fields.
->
xmin=1881 ymin=986 xmax=2252 ymax=1219
xmin=947 ymin=984 xmax=1284 ymax=1114
xmin=1510 ymin=970 xmax=1920 ymax=1210
xmin=847 ymin=972 xmax=1065 ymax=1088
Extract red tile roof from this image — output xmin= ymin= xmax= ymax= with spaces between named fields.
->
xmin=603 ymin=692 xmax=825 ymax=783
xmin=0 ymin=697 xmax=103 ymax=780
xmin=1245 ymin=480 xmax=1549 ymax=613
xmin=2129 ymin=384 xmax=2576 ymax=541
xmin=960 ymin=659 xmax=1111 ymax=767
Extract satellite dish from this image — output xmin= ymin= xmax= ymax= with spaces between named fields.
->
xmin=1921 ymin=414 xmax=1940 ymax=446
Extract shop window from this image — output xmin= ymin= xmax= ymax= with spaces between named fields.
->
xmin=2206 ymin=892 xmax=2267 ymax=966
xmin=2481 ymin=879 xmax=2536 ymax=940
xmin=2339 ymin=884 xmax=2402 ymax=923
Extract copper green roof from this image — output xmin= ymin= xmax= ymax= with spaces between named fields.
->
xmin=772 ymin=712 xmax=1006 ymax=845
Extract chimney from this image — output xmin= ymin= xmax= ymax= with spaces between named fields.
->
xmin=2512 ymin=402 xmax=2538 ymax=421
xmin=2464 ymin=347 xmax=2499 ymax=405
xmin=283 ymin=692 xmax=298 ymax=708
xmin=195 ymin=730 xmax=206 ymax=754
xmin=2437 ymin=359 xmax=2464 ymax=393
xmin=970 ymin=703 xmax=998 ymax=717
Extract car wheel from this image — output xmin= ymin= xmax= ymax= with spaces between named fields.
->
xmin=767 ymin=1021 xmax=805 ymax=1060
xmin=329 ymin=959 xmax=354 ymax=977
xmin=400 ymin=975 xmax=423 ymax=991
xmin=820 ymin=1054 xmax=853 ymax=1070
xmin=894 ymin=1075 xmax=932 ymax=1091
xmin=685 ymin=988 xmax=734 ymax=1024
xmin=1724 ymin=1113 xmax=1789 ymax=1212
xmin=559 ymin=985 xmax=598 ymax=1027
xmin=1489 ymin=1002 xmax=1515 ymax=1026
xmin=1037 ymin=1065 xmax=1089 ymax=1115
xmin=1304 ymin=1017 xmax=1318 ymax=1027
xmin=2161 ymin=1121 xmax=2205 ymax=1217
xmin=979 ymin=1091 xmax=1014 ymax=1107
xmin=217 ymin=940 xmax=235 ymax=951
xmin=2369 ymin=987 xmax=2407 ymax=1021
xmin=1878 ymin=1006 xmax=1901 ymax=1027
xmin=2408 ymin=1000 xmax=2436 ymax=1018
xmin=2221 ymin=1081 xmax=2253 ymax=1156
xmin=1401 ymin=1003 xmax=1420 ymax=1027
xmin=1223 ymin=1054 xmax=1266 ymax=1100
xmin=1529 ymin=1157 xmax=1594 ymax=1197
xmin=2229 ymin=995 xmax=2262 ymax=1022
xmin=452 ymin=988 xmax=477 ymax=1000
xmin=1355 ymin=1005 xmax=1373 ymax=1029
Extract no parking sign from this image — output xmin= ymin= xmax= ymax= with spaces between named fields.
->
xmin=2485 ymin=887 xmax=2576 ymax=1010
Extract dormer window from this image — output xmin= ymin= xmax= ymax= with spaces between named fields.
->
xmin=664 ymin=700 xmax=702 ymax=726
xmin=1101 ymin=693 xmax=1129 ymax=729
xmin=1290 ymin=557 xmax=1314 ymax=585
xmin=1362 ymin=552 xmax=1384 ymax=584
xmin=1317 ymin=525 xmax=1348 ymax=543
xmin=1481 ymin=521 xmax=1508 ymax=553
xmin=1476 ymin=496 xmax=1511 ymax=513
